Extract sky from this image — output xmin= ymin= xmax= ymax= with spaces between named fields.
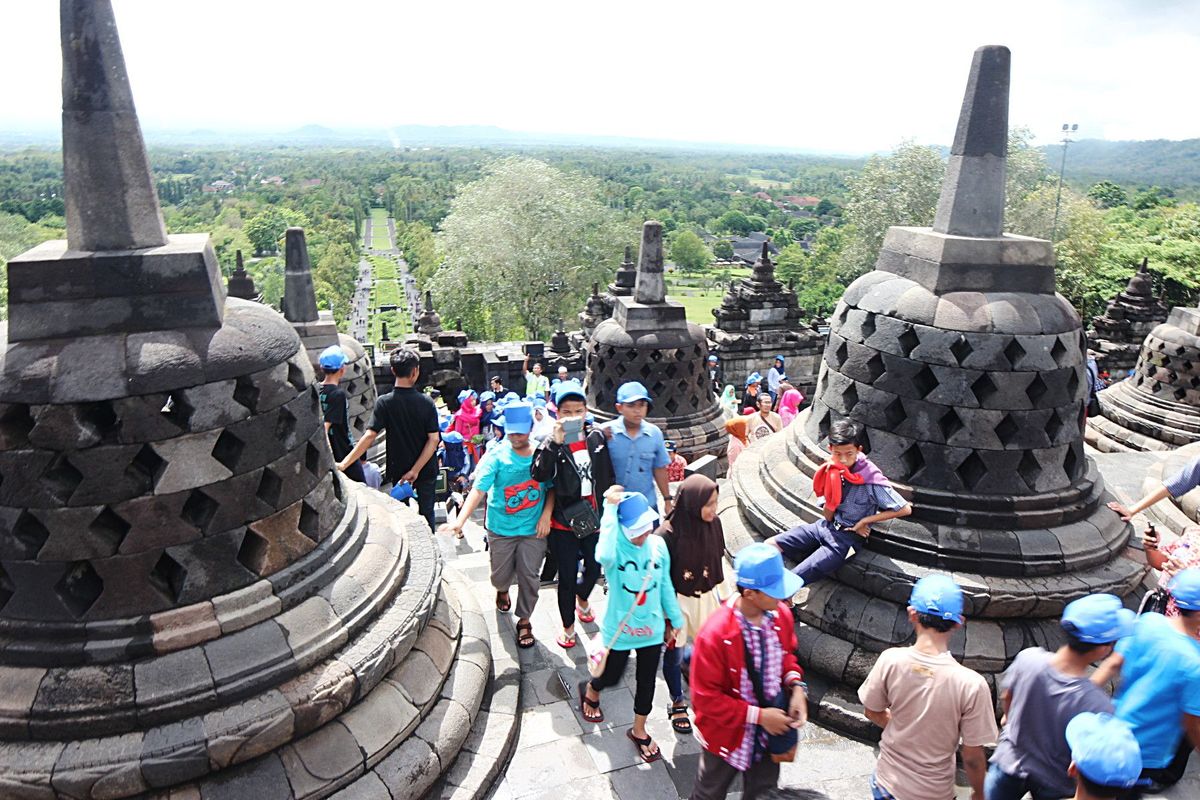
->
xmin=2 ymin=0 xmax=1197 ymax=154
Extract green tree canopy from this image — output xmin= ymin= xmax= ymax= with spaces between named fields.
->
xmin=431 ymin=157 xmax=626 ymax=340
xmin=669 ymin=230 xmax=712 ymax=272
xmin=712 ymin=239 xmax=734 ymax=260
xmin=1088 ymin=181 xmax=1128 ymax=209
xmin=243 ymin=206 xmax=307 ymax=255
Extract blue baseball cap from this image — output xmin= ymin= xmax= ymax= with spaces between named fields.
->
xmin=745 ymin=372 xmax=762 ymax=387
xmin=390 ymin=481 xmax=415 ymax=502
xmin=503 ymin=391 xmax=520 ymax=404
xmin=909 ymin=574 xmax=964 ymax=622
xmin=616 ymin=382 xmax=652 ymax=405
xmin=479 ymin=391 xmax=496 ymax=403
xmin=734 ymin=543 xmax=804 ymax=600
xmin=442 ymin=431 xmax=464 ymax=444
xmin=1061 ymin=593 xmax=1136 ymax=644
xmin=1066 ymin=713 xmax=1144 ymax=788
xmin=498 ymin=401 xmax=533 ymax=435
xmin=774 ymin=355 xmax=785 ymax=363
xmin=318 ymin=345 xmax=347 ymax=370
xmin=617 ymin=492 xmax=659 ymax=539
xmin=1168 ymin=568 xmax=1200 ymax=610
xmin=708 ymin=354 xmax=719 ymax=363
xmin=457 ymin=389 xmax=476 ymax=404
xmin=531 ymin=396 xmax=547 ymax=408
xmin=554 ymin=380 xmax=586 ymax=406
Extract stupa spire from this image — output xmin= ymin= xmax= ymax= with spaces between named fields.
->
xmin=932 ymin=45 xmax=1011 ymax=238
xmin=633 ymin=220 xmax=665 ymax=304
xmin=282 ymin=227 xmax=319 ymax=322
xmin=60 ymin=0 xmax=168 ymax=251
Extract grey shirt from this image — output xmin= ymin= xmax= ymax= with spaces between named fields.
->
xmin=990 ymin=647 xmax=1115 ymax=797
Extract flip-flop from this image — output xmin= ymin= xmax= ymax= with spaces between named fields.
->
xmin=668 ymin=702 xmax=693 ymax=734
xmin=576 ymin=603 xmax=595 ymax=624
xmin=578 ymin=681 xmax=604 ymax=723
xmin=556 ymin=632 xmax=576 ymax=649
xmin=495 ymin=591 xmax=511 ymax=613
xmin=626 ymin=729 xmax=661 ymax=763
xmin=515 ymin=620 xmax=535 ymax=649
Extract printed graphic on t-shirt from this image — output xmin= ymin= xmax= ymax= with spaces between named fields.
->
xmin=504 ymin=479 xmax=543 ymax=513
xmin=568 ymin=440 xmax=593 ymax=497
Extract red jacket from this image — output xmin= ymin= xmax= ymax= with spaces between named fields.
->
xmin=690 ymin=597 xmax=804 ymax=759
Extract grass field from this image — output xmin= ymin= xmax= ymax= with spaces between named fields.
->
xmin=368 ymin=255 xmax=397 ymax=281
xmin=665 ymin=266 xmax=752 ymax=324
xmin=369 ymin=208 xmax=392 ymax=249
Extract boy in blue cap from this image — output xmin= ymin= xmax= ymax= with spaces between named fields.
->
xmin=987 ymin=594 xmax=1135 ymax=800
xmin=603 ymin=381 xmax=672 ymax=516
xmin=689 ymin=543 xmax=807 ymax=800
xmin=1065 ymin=713 xmax=1144 ymax=800
xmin=858 ymin=574 xmax=997 ymax=800
xmin=1106 ymin=568 xmax=1200 ymax=794
xmin=318 ymin=345 xmax=365 ymax=484
xmin=441 ymin=401 xmax=553 ymax=649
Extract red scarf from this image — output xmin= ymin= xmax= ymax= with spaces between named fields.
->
xmin=812 ymin=460 xmax=866 ymax=509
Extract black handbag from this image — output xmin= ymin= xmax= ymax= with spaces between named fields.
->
xmin=559 ymin=442 xmax=600 ymax=538
xmin=1138 ymin=587 xmax=1169 ymax=616
xmin=743 ymin=632 xmax=798 ymax=763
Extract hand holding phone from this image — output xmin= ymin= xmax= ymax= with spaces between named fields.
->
xmin=562 ymin=416 xmax=584 ymax=444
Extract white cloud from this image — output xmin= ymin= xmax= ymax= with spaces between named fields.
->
xmin=1 ymin=0 xmax=1196 ymax=153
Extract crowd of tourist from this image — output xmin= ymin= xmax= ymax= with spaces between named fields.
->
xmin=319 ymin=344 xmax=1200 ymax=800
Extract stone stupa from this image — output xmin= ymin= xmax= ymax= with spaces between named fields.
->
xmin=0 ymin=3 xmax=498 ymax=796
xmin=226 ymin=249 xmax=262 ymax=302
xmin=1087 ymin=297 xmax=1200 ymax=453
xmin=721 ymin=45 xmax=1147 ymax=737
xmin=282 ymin=227 xmax=381 ymax=455
xmin=708 ymin=242 xmax=824 ymax=395
xmin=1087 ymin=258 xmax=1168 ymax=377
xmin=585 ymin=222 xmax=728 ymax=466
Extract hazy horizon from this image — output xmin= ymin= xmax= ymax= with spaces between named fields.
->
xmin=2 ymin=1 xmax=1197 ymax=153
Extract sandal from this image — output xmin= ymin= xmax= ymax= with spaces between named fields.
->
xmin=495 ymin=591 xmax=511 ymax=613
xmin=668 ymin=702 xmax=692 ymax=734
xmin=556 ymin=631 xmax=576 ymax=649
xmin=515 ymin=620 xmax=535 ymax=649
xmin=576 ymin=602 xmax=595 ymax=624
xmin=626 ymin=729 xmax=661 ymax=763
xmin=578 ymin=681 xmax=604 ymax=723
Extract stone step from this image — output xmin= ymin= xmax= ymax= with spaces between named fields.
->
xmin=333 ymin=569 xmax=493 ymax=800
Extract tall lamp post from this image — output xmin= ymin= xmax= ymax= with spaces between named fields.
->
xmin=1051 ymin=122 xmax=1078 ymax=242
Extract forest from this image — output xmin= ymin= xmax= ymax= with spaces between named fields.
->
xmin=1 ymin=138 xmax=1197 ymax=341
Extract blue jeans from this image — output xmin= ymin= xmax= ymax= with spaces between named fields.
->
xmin=869 ymin=773 xmax=897 ymax=800
xmin=662 ymin=643 xmax=684 ymax=703
xmin=984 ymin=763 xmax=1066 ymax=800
xmin=772 ymin=519 xmax=857 ymax=584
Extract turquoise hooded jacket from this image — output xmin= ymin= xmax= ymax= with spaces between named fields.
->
xmin=596 ymin=500 xmax=684 ymax=652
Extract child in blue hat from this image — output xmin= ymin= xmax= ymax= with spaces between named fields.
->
xmin=318 ymin=345 xmax=365 ymax=484
xmin=580 ymin=485 xmax=683 ymax=765
xmin=441 ymin=401 xmax=552 ymax=650
xmin=1065 ymin=712 xmax=1145 ymax=799
xmin=859 ymin=574 xmax=997 ymax=800
xmin=987 ymin=593 xmax=1135 ymax=799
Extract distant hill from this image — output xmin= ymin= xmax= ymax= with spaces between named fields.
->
xmin=1043 ymin=138 xmax=1200 ymax=194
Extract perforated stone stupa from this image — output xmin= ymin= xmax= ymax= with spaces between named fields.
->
xmin=1087 ymin=258 xmax=1168 ymax=377
xmin=708 ymin=242 xmax=824 ymax=395
xmin=282 ymin=226 xmax=380 ymax=451
xmin=721 ymin=45 xmax=1147 ymax=737
xmin=0 ymin=4 xmax=496 ymax=797
xmin=1088 ymin=300 xmax=1200 ymax=452
xmin=585 ymin=222 xmax=727 ymax=465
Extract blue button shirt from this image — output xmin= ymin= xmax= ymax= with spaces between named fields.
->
xmin=1115 ymin=613 xmax=1200 ymax=769
xmin=1164 ymin=455 xmax=1200 ymax=499
xmin=603 ymin=418 xmax=670 ymax=508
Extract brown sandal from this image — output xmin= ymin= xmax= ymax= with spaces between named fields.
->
xmin=515 ymin=620 xmax=535 ymax=649
xmin=578 ymin=681 xmax=604 ymax=723
xmin=495 ymin=591 xmax=511 ymax=612
xmin=626 ymin=729 xmax=661 ymax=763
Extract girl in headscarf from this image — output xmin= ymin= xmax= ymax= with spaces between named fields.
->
xmin=657 ymin=474 xmax=725 ymax=735
xmin=725 ymin=417 xmax=749 ymax=467
xmin=719 ymin=385 xmax=739 ymax=419
xmin=779 ymin=388 xmax=805 ymax=427
xmin=450 ymin=389 xmax=482 ymax=439
xmin=741 ymin=373 xmax=762 ymax=415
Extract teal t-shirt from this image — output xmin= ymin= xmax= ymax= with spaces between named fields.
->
xmin=473 ymin=440 xmax=549 ymax=537
xmin=1115 ymin=612 xmax=1200 ymax=769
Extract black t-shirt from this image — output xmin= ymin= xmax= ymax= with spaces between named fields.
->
xmin=320 ymin=383 xmax=354 ymax=462
xmin=369 ymin=387 xmax=439 ymax=482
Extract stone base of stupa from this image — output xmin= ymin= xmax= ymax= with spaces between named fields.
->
xmin=719 ymin=410 xmax=1149 ymax=741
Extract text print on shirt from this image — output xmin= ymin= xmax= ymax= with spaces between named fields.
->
xmin=504 ymin=479 xmax=543 ymax=513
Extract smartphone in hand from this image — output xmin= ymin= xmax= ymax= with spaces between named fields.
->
xmin=562 ymin=416 xmax=584 ymax=444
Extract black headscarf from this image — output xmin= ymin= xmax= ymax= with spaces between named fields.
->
xmin=657 ymin=474 xmax=725 ymax=597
